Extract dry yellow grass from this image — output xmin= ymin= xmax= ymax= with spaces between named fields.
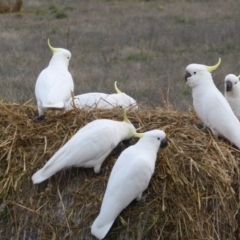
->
xmin=0 ymin=101 xmax=240 ymax=239
xmin=0 ymin=0 xmax=23 ymax=13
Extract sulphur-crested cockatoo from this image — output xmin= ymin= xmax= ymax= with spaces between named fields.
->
xmin=67 ymin=82 xmax=138 ymax=111
xmin=185 ymin=58 xmax=240 ymax=149
xmin=224 ymin=74 xmax=240 ymax=117
xmin=35 ymin=39 xmax=74 ymax=118
xmin=91 ymin=129 xmax=168 ymax=239
xmin=32 ymin=111 xmax=136 ymax=184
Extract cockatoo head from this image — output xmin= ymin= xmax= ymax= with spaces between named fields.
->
xmin=185 ymin=58 xmax=221 ymax=88
xmin=131 ymin=129 xmax=168 ymax=149
xmin=224 ymin=74 xmax=240 ymax=94
xmin=48 ymin=39 xmax=71 ymax=67
xmin=114 ymin=81 xmax=138 ymax=110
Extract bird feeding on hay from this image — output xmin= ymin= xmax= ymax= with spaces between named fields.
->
xmin=67 ymin=81 xmax=138 ymax=111
xmin=185 ymin=58 xmax=240 ymax=149
xmin=224 ymin=74 xmax=240 ymax=118
xmin=91 ymin=129 xmax=168 ymax=240
xmin=31 ymin=110 xmax=136 ymax=184
xmin=35 ymin=39 xmax=74 ymax=120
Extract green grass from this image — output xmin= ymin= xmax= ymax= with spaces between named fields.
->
xmin=55 ymin=10 xmax=68 ymax=19
xmin=35 ymin=8 xmax=48 ymax=15
xmin=1 ymin=0 xmax=240 ymax=111
xmin=48 ymin=4 xmax=58 ymax=13
xmin=207 ymin=42 xmax=237 ymax=54
xmin=182 ymin=89 xmax=191 ymax=97
xmin=173 ymin=16 xmax=196 ymax=25
xmin=48 ymin=4 xmax=68 ymax=18
xmin=125 ymin=53 xmax=154 ymax=61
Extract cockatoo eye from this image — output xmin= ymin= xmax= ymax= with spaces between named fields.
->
xmin=157 ymin=137 xmax=160 ymax=140
xmin=194 ymin=72 xmax=196 ymax=74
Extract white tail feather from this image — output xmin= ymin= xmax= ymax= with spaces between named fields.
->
xmin=32 ymin=147 xmax=67 ymax=184
xmin=91 ymin=218 xmax=114 ymax=240
xmin=43 ymin=102 xmax=64 ymax=109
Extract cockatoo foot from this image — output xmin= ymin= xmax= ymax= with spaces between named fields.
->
xmin=95 ymin=167 xmax=105 ymax=176
xmin=122 ymin=139 xmax=132 ymax=146
xmin=34 ymin=115 xmax=45 ymax=122
xmin=195 ymin=122 xmax=205 ymax=130
xmin=136 ymin=193 xmax=155 ymax=205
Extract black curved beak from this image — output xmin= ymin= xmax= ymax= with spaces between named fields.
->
xmin=185 ymin=72 xmax=191 ymax=81
xmin=160 ymin=138 xmax=168 ymax=148
xmin=122 ymin=139 xmax=131 ymax=146
xmin=226 ymin=81 xmax=233 ymax=92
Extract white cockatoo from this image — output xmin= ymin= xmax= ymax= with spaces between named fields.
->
xmin=32 ymin=111 xmax=136 ymax=184
xmin=35 ymin=39 xmax=74 ymax=119
xmin=185 ymin=58 xmax=240 ymax=149
xmin=67 ymin=82 xmax=138 ymax=111
xmin=224 ymin=74 xmax=240 ymax=117
xmin=91 ymin=129 xmax=168 ymax=239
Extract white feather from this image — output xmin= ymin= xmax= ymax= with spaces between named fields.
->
xmin=35 ymin=45 xmax=74 ymax=116
xmin=32 ymin=118 xmax=136 ymax=184
xmin=91 ymin=130 xmax=168 ymax=239
xmin=224 ymin=74 xmax=240 ymax=117
xmin=185 ymin=62 xmax=240 ymax=148
xmin=67 ymin=91 xmax=138 ymax=111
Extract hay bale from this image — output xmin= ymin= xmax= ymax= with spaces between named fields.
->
xmin=0 ymin=0 xmax=23 ymax=14
xmin=0 ymin=101 xmax=239 ymax=239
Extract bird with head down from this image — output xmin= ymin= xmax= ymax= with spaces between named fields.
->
xmin=67 ymin=81 xmax=138 ymax=111
xmin=32 ymin=110 xmax=136 ymax=184
xmin=35 ymin=39 xmax=74 ymax=120
xmin=224 ymin=74 xmax=240 ymax=118
xmin=91 ymin=128 xmax=168 ymax=240
xmin=185 ymin=58 xmax=240 ymax=149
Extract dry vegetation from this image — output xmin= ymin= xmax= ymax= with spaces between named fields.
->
xmin=0 ymin=102 xmax=240 ymax=239
xmin=1 ymin=0 xmax=240 ymax=239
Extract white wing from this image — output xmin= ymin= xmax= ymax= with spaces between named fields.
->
xmin=32 ymin=124 xmax=117 ymax=184
xmin=75 ymin=119 xmax=117 ymax=136
xmin=107 ymin=93 xmax=138 ymax=109
xmin=70 ymin=92 xmax=137 ymax=110
xmin=197 ymin=89 xmax=240 ymax=147
xmin=72 ymin=93 xmax=107 ymax=110
xmin=35 ymin=66 xmax=74 ymax=108
xmin=91 ymin=147 xmax=152 ymax=239
xmin=225 ymin=94 xmax=240 ymax=118
xmin=200 ymin=90 xmax=238 ymax=127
